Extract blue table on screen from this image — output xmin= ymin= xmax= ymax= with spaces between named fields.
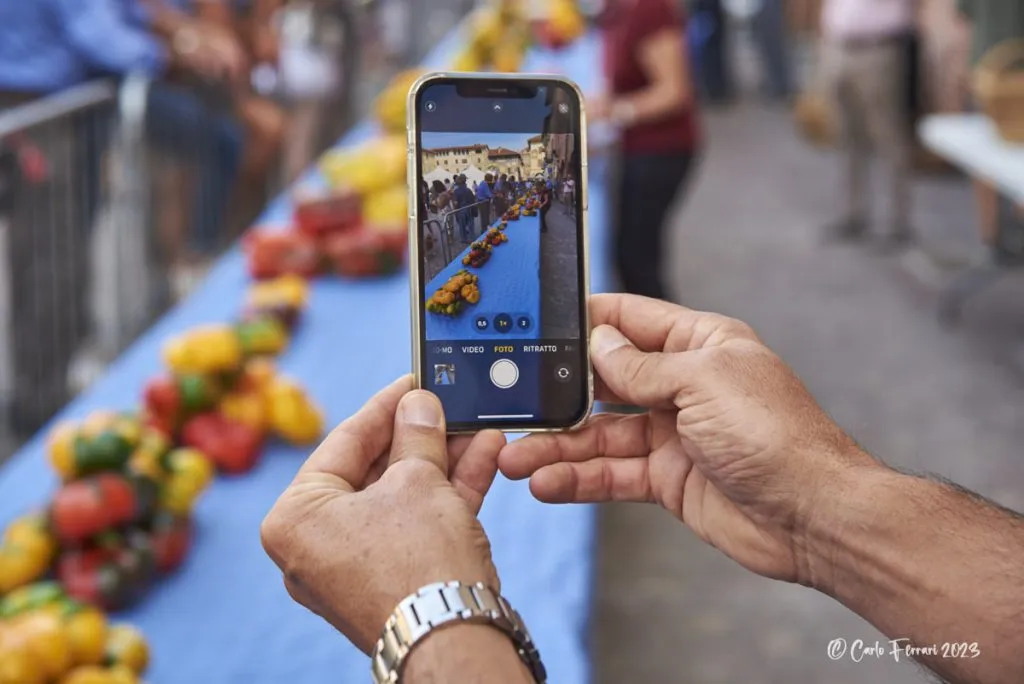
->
xmin=425 ymin=215 xmax=541 ymax=341
xmin=0 ymin=33 xmax=608 ymax=684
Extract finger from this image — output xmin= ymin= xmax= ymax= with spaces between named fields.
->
xmin=297 ymin=375 xmax=412 ymax=490
xmin=591 ymin=325 xmax=692 ymax=409
xmin=498 ymin=413 xmax=650 ymax=480
xmin=589 ymin=293 xmax=756 ymax=353
xmin=594 ymin=373 xmax=625 ymax=405
xmin=388 ymin=390 xmax=448 ymax=474
xmin=450 ymin=430 xmax=505 ymax=514
xmin=447 ymin=435 xmax=476 ymax=464
xmin=529 ymin=458 xmax=654 ymax=504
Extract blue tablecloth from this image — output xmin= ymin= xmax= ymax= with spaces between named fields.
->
xmin=425 ymin=215 xmax=541 ymax=341
xmin=0 ymin=32 xmax=608 ymax=684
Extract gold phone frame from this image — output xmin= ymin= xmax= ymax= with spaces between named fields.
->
xmin=406 ymin=71 xmax=594 ymax=434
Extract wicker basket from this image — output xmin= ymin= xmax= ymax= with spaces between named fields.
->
xmin=973 ymin=40 xmax=1024 ymax=143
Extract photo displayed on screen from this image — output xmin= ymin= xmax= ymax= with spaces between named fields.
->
xmin=415 ymin=79 xmax=587 ymax=429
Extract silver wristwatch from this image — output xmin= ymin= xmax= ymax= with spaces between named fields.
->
xmin=370 ymin=581 xmax=546 ymax=684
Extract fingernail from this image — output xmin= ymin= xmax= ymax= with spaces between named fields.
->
xmin=401 ymin=391 xmax=442 ymax=428
xmin=591 ymin=325 xmax=629 ymax=357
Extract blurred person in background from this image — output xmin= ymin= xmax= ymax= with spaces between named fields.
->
xmin=958 ymin=0 xmax=1024 ymax=257
xmin=419 ymin=177 xmax=429 ymax=219
xmin=187 ymin=0 xmax=288 ymax=194
xmin=751 ymin=0 xmax=793 ymax=101
xmin=822 ymin=0 xmax=917 ymax=249
xmin=535 ymin=178 xmax=552 ymax=233
xmin=0 ymin=0 xmax=243 ymax=435
xmin=563 ymin=174 xmax=576 ymax=217
xmin=452 ymin=174 xmax=476 ymax=243
xmin=494 ymin=173 xmax=508 ymax=217
xmin=476 ymin=172 xmax=493 ymax=229
xmin=0 ymin=0 xmax=245 ymax=436
xmin=690 ymin=0 xmax=791 ymax=103
xmin=594 ymin=0 xmax=701 ymax=302
xmin=691 ymin=0 xmax=733 ymax=104
xmin=144 ymin=0 xmax=286 ymax=279
xmin=429 ymin=179 xmax=451 ymax=215
xmin=139 ymin=0 xmax=250 ymax=294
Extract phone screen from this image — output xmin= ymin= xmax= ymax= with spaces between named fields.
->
xmin=413 ymin=77 xmax=589 ymax=431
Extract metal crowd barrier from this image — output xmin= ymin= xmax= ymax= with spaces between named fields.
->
xmin=0 ymin=0 xmax=470 ymax=449
xmin=0 ymin=79 xmax=163 ymax=441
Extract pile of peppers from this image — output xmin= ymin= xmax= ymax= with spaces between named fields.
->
xmin=0 ymin=275 xmax=325 ymax=683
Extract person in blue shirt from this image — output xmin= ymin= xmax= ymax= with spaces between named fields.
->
xmin=475 ymin=173 xmax=493 ymax=230
xmin=0 ymin=0 xmax=245 ymax=436
xmin=451 ymin=175 xmax=477 ymax=243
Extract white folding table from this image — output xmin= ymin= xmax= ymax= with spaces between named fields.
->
xmin=918 ymin=114 xmax=1024 ymax=321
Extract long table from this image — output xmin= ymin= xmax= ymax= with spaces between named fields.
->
xmin=0 ymin=32 xmax=608 ymax=684
xmin=426 ymin=214 xmax=542 ymax=341
xmin=917 ymin=115 xmax=1024 ymax=322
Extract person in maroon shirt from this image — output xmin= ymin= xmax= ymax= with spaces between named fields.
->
xmin=595 ymin=0 xmax=701 ymax=301
xmin=534 ymin=179 xmax=552 ymax=233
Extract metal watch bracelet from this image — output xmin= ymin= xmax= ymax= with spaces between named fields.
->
xmin=370 ymin=581 xmax=546 ymax=684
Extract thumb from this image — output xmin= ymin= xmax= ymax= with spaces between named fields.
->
xmin=590 ymin=325 xmax=688 ymax=409
xmin=388 ymin=390 xmax=449 ymax=475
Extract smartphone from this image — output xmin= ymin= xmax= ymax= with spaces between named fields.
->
xmin=407 ymin=72 xmax=592 ymax=433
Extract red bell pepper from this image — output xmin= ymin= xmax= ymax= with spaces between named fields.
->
xmin=50 ymin=475 xmax=132 ymax=544
xmin=148 ymin=512 xmax=193 ymax=574
xmin=243 ymin=228 xmax=323 ymax=280
xmin=181 ymin=413 xmax=263 ymax=474
xmin=142 ymin=374 xmax=221 ymax=432
xmin=293 ymin=188 xmax=362 ymax=237
xmin=57 ymin=530 xmax=156 ymax=611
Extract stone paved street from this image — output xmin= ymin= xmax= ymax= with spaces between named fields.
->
xmin=591 ymin=99 xmax=1024 ymax=684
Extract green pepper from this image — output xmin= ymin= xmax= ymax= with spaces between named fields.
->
xmin=377 ymin=250 xmax=400 ymax=274
xmin=235 ymin=317 xmax=288 ymax=357
xmin=73 ymin=431 xmax=133 ymax=476
xmin=0 ymin=580 xmax=66 ymax=618
xmin=178 ymin=373 xmax=220 ymax=413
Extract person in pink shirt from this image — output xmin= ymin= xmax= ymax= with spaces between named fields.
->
xmin=822 ymin=0 xmax=917 ymax=249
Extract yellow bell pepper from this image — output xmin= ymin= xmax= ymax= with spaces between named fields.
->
xmin=64 ymin=608 xmax=108 ymax=667
xmin=0 ymin=627 xmax=44 ymax=684
xmin=163 ymin=325 xmax=243 ymax=375
xmin=220 ymin=390 xmax=268 ymax=434
xmin=241 ymin=358 xmax=277 ymax=393
xmin=3 ymin=514 xmax=56 ymax=563
xmin=48 ymin=422 xmax=78 ymax=480
xmin=265 ymin=378 xmax=324 ymax=445
xmin=0 ymin=541 xmax=55 ymax=595
xmin=108 ymin=665 xmax=140 ymax=684
xmin=15 ymin=611 xmax=73 ymax=680
xmin=127 ymin=428 xmax=172 ymax=483
xmin=159 ymin=448 xmax=215 ymax=515
xmin=235 ymin=317 xmax=289 ymax=357
xmin=61 ymin=665 xmax=137 ymax=684
xmin=247 ymin=275 xmax=308 ymax=311
xmin=104 ymin=624 xmax=149 ymax=675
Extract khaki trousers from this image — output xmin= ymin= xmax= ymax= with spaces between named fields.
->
xmin=826 ymin=39 xmax=913 ymax=229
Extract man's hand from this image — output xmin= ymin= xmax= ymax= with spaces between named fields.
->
xmin=171 ymin=22 xmax=249 ymax=88
xmin=262 ymin=377 xmax=505 ymax=653
xmin=500 ymin=294 xmax=878 ymax=584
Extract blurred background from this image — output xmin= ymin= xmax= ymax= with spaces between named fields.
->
xmin=0 ymin=0 xmax=1022 ymax=682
